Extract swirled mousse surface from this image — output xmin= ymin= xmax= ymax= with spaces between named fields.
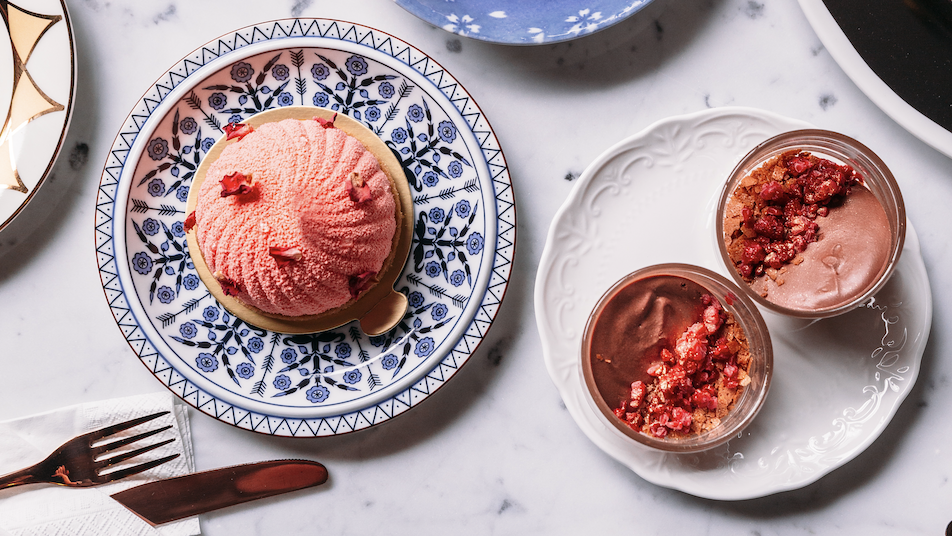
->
xmin=589 ymin=275 xmax=750 ymax=439
xmin=723 ymin=150 xmax=891 ymax=310
xmin=194 ymin=118 xmax=396 ymax=317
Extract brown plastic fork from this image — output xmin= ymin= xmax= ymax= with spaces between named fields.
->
xmin=0 ymin=411 xmax=180 ymax=490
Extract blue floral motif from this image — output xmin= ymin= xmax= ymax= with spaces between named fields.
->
xmin=235 ymin=362 xmax=255 ymax=379
xmin=455 ymin=200 xmax=472 ymax=219
xmin=450 ymin=269 xmax=466 ymax=287
xmin=431 ymin=303 xmax=448 ymax=321
xmin=247 ymin=337 xmax=264 ymax=353
xmin=365 ymin=106 xmax=381 ymax=122
xmin=407 ymin=104 xmax=425 ymax=123
xmin=422 ymin=171 xmax=439 ymax=187
xmin=313 ymin=92 xmax=329 ymax=107
xmin=156 ymin=285 xmax=174 ymax=304
xmin=271 ymin=63 xmax=289 ymax=81
xmin=277 ymin=92 xmax=294 ymax=107
xmin=391 ymin=127 xmax=408 ymax=144
xmin=408 ymin=291 xmax=425 ymax=308
xmin=183 ymin=273 xmax=200 ymax=291
xmin=306 ymin=385 xmax=330 ymax=403
xmin=141 ymin=218 xmax=160 ymax=236
xmin=336 ymin=343 xmax=352 ymax=359
xmin=280 ymin=348 xmax=297 ymax=364
xmin=208 ymin=92 xmax=227 ymax=110
xmin=342 ymin=369 xmax=361 ymax=385
xmin=203 ymin=306 xmax=220 ymax=323
xmin=201 ymin=137 xmax=215 ymax=152
xmin=437 ymin=120 xmax=457 ymax=144
xmin=179 ymin=117 xmax=197 ymax=135
xmin=147 ymin=137 xmax=168 ymax=161
xmin=147 ymin=178 xmax=165 ymax=198
xmin=230 ymin=62 xmax=254 ymax=83
xmin=176 ymin=185 xmax=189 ymax=202
xmin=425 ymin=261 xmax=441 ymax=278
xmin=429 ymin=207 xmax=445 ymax=224
xmin=378 ymin=81 xmax=394 ymax=99
xmin=344 ymin=55 xmax=368 ymax=76
xmin=415 ymin=337 xmax=436 ymax=358
xmin=466 ymin=232 xmax=485 ymax=255
xmin=132 ymin=252 xmax=153 ymax=275
xmin=179 ymin=321 xmax=197 ymax=339
xmin=447 ymin=160 xmax=463 ymax=178
xmin=170 ymin=221 xmax=185 ymax=238
xmin=273 ymin=374 xmax=291 ymax=390
xmin=228 ymin=114 xmax=243 ymax=125
xmin=311 ymin=63 xmax=330 ymax=81
xmin=381 ymin=354 xmax=398 ymax=370
xmin=196 ymin=352 xmax=218 ymax=373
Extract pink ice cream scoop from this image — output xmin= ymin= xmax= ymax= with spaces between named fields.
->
xmin=194 ymin=118 xmax=397 ymax=317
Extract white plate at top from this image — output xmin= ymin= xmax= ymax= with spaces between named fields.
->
xmin=535 ymin=107 xmax=932 ymax=500
xmin=0 ymin=0 xmax=75 ymax=232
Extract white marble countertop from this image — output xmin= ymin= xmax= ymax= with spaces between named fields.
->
xmin=1 ymin=0 xmax=950 ymax=533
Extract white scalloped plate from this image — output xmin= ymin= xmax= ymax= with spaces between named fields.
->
xmin=535 ymin=106 xmax=931 ymax=500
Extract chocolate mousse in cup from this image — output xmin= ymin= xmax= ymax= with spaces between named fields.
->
xmin=185 ymin=106 xmax=413 ymax=335
xmin=716 ymin=129 xmax=905 ymax=319
xmin=581 ymin=264 xmax=773 ymax=453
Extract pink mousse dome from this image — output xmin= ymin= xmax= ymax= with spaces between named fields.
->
xmin=194 ymin=118 xmax=396 ymax=317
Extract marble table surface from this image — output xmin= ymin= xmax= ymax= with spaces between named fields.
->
xmin=1 ymin=0 xmax=950 ymax=533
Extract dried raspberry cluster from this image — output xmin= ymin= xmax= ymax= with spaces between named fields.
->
xmin=613 ymin=295 xmax=747 ymax=439
xmin=729 ymin=151 xmax=861 ymax=280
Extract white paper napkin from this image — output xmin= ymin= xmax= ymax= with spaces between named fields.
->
xmin=0 ymin=392 xmax=200 ymax=536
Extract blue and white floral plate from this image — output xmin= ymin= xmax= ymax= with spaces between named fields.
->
xmin=395 ymin=0 xmax=655 ymax=45
xmin=96 ymin=19 xmax=515 ymax=436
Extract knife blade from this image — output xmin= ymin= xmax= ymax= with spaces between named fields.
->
xmin=110 ymin=459 xmax=328 ymax=526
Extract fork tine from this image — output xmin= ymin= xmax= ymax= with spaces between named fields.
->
xmin=85 ymin=411 xmax=171 ymax=442
xmin=97 ymin=437 xmax=177 ymax=470
xmin=99 ymin=453 xmax=181 ymax=483
xmin=94 ymin=425 xmax=172 ymax=456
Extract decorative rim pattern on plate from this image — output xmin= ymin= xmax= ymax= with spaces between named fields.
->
xmin=395 ymin=0 xmax=653 ymax=45
xmin=798 ymin=0 xmax=952 ymax=159
xmin=95 ymin=19 xmax=515 ymax=436
xmin=0 ymin=0 xmax=75 ymax=232
xmin=535 ymin=106 xmax=932 ymax=499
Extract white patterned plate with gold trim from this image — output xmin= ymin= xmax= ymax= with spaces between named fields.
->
xmin=0 ymin=0 xmax=74 ymax=231
xmin=535 ymin=107 xmax=932 ymax=500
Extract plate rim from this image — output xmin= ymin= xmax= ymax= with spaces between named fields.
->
xmin=0 ymin=0 xmax=76 ymax=232
xmin=95 ymin=18 xmax=516 ymax=436
xmin=797 ymin=0 xmax=952 ymax=159
xmin=394 ymin=0 xmax=655 ymax=45
xmin=534 ymin=105 xmax=932 ymax=499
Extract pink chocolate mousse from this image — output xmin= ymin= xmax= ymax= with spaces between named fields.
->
xmin=194 ymin=118 xmax=396 ymax=317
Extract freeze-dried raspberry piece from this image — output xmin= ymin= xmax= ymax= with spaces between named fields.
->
xmin=314 ymin=113 xmax=337 ymax=129
xmin=184 ymin=211 xmax=197 ymax=232
xmin=346 ymin=171 xmax=373 ymax=204
xmin=224 ymin=122 xmax=254 ymax=141
xmin=220 ymin=172 xmax=253 ymax=197
xmin=348 ymin=271 xmax=377 ymax=299
xmin=214 ymin=271 xmax=241 ymax=297
xmin=269 ymin=246 xmax=303 ymax=267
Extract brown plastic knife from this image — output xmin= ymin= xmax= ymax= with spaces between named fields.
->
xmin=110 ymin=460 xmax=328 ymax=526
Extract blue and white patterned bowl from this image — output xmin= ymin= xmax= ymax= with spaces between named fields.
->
xmin=96 ymin=19 xmax=516 ymax=436
xmin=395 ymin=0 xmax=655 ymax=45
